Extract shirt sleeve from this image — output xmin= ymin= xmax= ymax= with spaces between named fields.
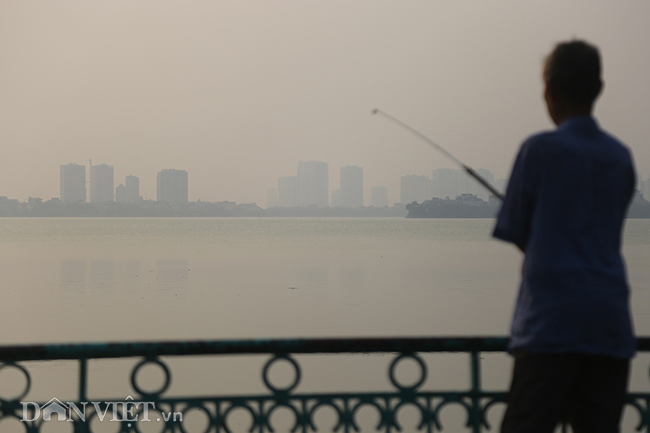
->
xmin=493 ymin=140 xmax=537 ymax=251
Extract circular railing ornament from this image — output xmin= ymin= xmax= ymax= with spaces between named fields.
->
xmin=178 ymin=403 xmax=213 ymax=433
xmin=222 ymin=403 xmax=258 ymax=433
xmin=0 ymin=362 xmax=31 ymax=404
xmin=478 ymin=396 xmax=507 ymax=430
xmin=262 ymin=354 xmax=301 ymax=395
xmin=264 ymin=402 xmax=301 ymax=432
xmin=306 ymin=399 xmax=345 ymax=432
xmin=130 ymin=357 xmax=171 ymax=398
xmin=348 ymin=398 xmax=387 ymax=432
xmin=388 ymin=353 xmax=427 ymax=392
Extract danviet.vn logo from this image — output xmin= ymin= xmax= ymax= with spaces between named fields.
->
xmin=21 ymin=396 xmax=182 ymax=426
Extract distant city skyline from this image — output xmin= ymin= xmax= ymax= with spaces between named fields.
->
xmin=54 ymin=163 xmax=188 ymax=205
xmin=12 ymin=161 xmax=650 ymax=208
xmin=14 ymin=152 xmax=650 ymax=206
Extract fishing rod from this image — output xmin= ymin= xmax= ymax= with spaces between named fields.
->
xmin=372 ymin=109 xmax=505 ymax=201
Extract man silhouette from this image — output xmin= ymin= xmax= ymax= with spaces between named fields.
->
xmin=494 ymin=40 xmax=635 ymax=433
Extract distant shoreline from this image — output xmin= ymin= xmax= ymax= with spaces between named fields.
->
xmin=405 ymin=194 xmax=650 ymax=219
xmin=3 ymin=196 xmax=649 ymax=218
xmin=0 ymin=199 xmax=408 ymax=218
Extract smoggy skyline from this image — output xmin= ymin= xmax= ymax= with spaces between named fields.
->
xmin=2 ymin=1 xmax=650 ymax=204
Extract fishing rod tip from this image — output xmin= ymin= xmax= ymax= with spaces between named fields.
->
xmin=371 ymin=109 xmax=379 ymax=115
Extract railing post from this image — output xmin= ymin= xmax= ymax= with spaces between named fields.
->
xmin=471 ymin=351 xmax=482 ymax=433
xmin=78 ymin=357 xmax=87 ymax=402
xmin=77 ymin=357 xmax=89 ymax=433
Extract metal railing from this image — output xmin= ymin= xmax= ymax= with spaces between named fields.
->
xmin=0 ymin=337 xmax=648 ymax=432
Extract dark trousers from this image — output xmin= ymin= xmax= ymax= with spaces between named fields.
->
xmin=500 ymin=352 xmax=630 ymax=433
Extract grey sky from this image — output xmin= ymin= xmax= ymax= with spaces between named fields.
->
xmin=2 ymin=1 xmax=649 ymax=205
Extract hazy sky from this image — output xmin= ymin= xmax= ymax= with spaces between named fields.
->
xmin=2 ymin=1 xmax=649 ymax=205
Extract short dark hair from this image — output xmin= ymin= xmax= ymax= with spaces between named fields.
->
xmin=544 ymin=40 xmax=602 ymax=108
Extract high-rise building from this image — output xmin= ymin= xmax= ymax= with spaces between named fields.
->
xmin=278 ymin=176 xmax=298 ymax=207
xmin=60 ymin=163 xmax=86 ymax=203
xmin=400 ymin=175 xmax=433 ymax=204
xmin=298 ymin=161 xmax=328 ymax=207
xmin=370 ymin=186 xmax=388 ymax=207
xmin=115 ymin=184 xmax=127 ymax=203
xmin=125 ymin=175 xmax=140 ymax=202
xmin=157 ymin=169 xmax=188 ymax=203
xmin=90 ymin=163 xmax=114 ymax=203
xmin=340 ymin=166 xmax=363 ymax=207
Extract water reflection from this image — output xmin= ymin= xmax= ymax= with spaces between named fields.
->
xmin=295 ymin=267 xmax=329 ymax=290
xmin=59 ymin=260 xmax=86 ymax=294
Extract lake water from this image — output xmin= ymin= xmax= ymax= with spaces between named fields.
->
xmin=1 ymin=218 xmax=649 ymax=432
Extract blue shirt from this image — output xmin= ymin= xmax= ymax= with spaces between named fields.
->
xmin=493 ymin=116 xmax=636 ymax=359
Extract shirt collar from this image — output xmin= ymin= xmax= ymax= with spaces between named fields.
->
xmin=557 ymin=115 xmax=599 ymax=133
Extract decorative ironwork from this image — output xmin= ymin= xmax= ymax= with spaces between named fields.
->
xmin=0 ymin=337 xmax=648 ymax=432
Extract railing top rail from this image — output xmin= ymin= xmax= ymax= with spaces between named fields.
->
xmin=2 ymin=337 xmax=650 ymax=362
xmin=0 ymin=337 xmax=510 ymax=361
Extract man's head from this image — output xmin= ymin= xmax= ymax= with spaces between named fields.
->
xmin=543 ymin=40 xmax=603 ymax=125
